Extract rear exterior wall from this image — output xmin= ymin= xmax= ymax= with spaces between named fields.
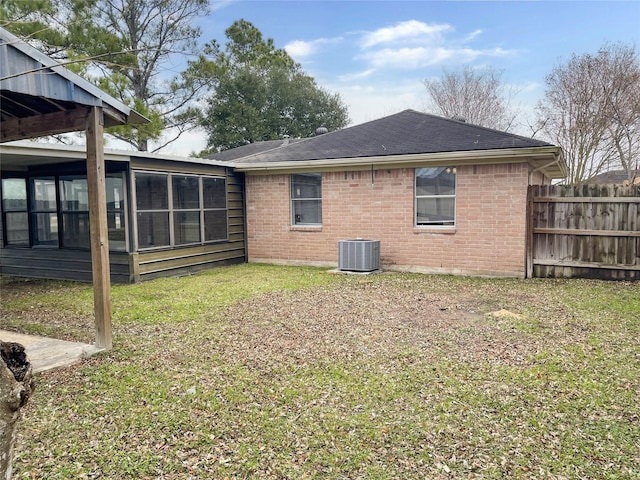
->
xmin=245 ymin=162 xmax=539 ymax=277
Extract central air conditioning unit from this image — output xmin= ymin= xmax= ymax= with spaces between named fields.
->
xmin=338 ymin=239 xmax=380 ymax=272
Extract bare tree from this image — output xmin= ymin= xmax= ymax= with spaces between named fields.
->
xmin=537 ymin=43 xmax=640 ymax=184
xmin=423 ymin=65 xmax=518 ymax=131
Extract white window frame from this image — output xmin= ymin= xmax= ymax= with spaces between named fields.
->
xmin=290 ymin=173 xmax=322 ymax=226
xmin=415 ymin=167 xmax=457 ymax=227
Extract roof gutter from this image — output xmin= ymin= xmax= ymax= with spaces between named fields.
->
xmin=233 ymin=146 xmax=566 ymax=178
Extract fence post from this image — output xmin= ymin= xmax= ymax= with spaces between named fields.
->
xmin=525 ymin=185 xmax=535 ymax=279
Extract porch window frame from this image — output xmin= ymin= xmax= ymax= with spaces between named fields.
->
xmin=1 ymin=177 xmax=29 ymax=246
xmin=132 ymin=170 xmax=228 ymax=251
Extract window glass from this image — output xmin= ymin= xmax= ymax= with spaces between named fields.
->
xmin=60 ymin=177 xmax=88 ymax=211
xmin=173 ymin=175 xmax=200 ymax=209
xmin=134 ymin=172 xmax=227 ymax=249
xmin=4 ymin=212 xmax=29 ymax=245
xmin=30 ymin=178 xmax=58 ymax=246
xmin=291 ymin=173 xmax=322 ymax=225
xmin=106 ymin=177 xmax=124 ymax=211
xmin=203 ymin=177 xmax=226 ymax=209
xmin=292 ymin=173 xmax=321 ymax=199
xmin=415 ymin=167 xmax=456 ymax=226
xmin=137 ymin=212 xmax=170 ymax=248
xmin=108 ymin=211 xmax=126 ymax=251
xmin=136 ymin=173 xmax=168 ymax=210
xmin=32 ymin=178 xmax=56 ymax=211
xmin=204 ymin=210 xmax=228 ymax=242
xmin=2 ymin=179 xmax=29 ymax=245
xmin=2 ymin=178 xmax=27 ymax=211
xmin=202 ymin=176 xmax=227 ymax=242
xmin=32 ymin=212 xmax=58 ymax=246
xmin=416 ymin=167 xmax=456 ymax=196
xmin=3 ymin=175 xmax=126 ymax=250
xmin=62 ymin=213 xmax=90 ymax=248
xmin=106 ymin=175 xmax=126 ymax=251
xmin=174 ymin=211 xmax=201 ymax=245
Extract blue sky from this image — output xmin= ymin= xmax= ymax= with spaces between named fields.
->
xmin=162 ymin=0 xmax=640 ymax=154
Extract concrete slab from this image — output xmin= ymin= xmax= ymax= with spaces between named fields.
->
xmin=0 ymin=330 xmax=103 ymax=373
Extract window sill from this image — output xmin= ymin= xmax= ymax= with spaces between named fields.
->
xmin=290 ymin=225 xmax=323 ymax=232
xmin=414 ymin=227 xmax=457 ymax=235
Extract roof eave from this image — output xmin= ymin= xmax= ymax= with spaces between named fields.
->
xmin=233 ymin=146 xmax=567 ymax=179
xmin=0 ymin=27 xmax=148 ymax=127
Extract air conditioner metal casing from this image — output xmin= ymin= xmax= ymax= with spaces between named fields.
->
xmin=338 ymin=239 xmax=380 ymax=272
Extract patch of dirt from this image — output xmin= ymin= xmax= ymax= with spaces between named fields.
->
xmin=217 ymin=282 xmax=545 ymax=369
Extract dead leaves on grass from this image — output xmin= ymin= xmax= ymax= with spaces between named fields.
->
xmin=216 ymin=283 xmax=546 ymax=371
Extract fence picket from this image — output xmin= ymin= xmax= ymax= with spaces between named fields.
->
xmin=528 ymin=184 xmax=640 ymax=280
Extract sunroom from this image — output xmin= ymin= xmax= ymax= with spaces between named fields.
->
xmin=0 ymin=143 xmax=246 ymax=283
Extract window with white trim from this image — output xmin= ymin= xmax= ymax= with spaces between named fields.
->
xmin=291 ymin=173 xmax=322 ymax=225
xmin=415 ymin=167 xmax=456 ymax=226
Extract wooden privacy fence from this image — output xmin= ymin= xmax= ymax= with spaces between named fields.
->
xmin=527 ymin=184 xmax=640 ymax=280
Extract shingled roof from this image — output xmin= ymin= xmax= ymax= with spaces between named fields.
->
xmin=206 ymin=138 xmax=305 ymax=162
xmin=229 ymin=109 xmax=554 ymax=165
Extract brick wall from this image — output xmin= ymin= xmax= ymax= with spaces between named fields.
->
xmin=245 ymin=162 xmax=542 ymax=277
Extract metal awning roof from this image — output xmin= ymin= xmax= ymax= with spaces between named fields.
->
xmin=0 ymin=26 xmax=146 ymax=141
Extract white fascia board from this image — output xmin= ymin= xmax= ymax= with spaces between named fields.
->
xmin=0 ymin=141 xmax=231 ymax=168
xmin=233 ymin=146 xmax=565 ymax=178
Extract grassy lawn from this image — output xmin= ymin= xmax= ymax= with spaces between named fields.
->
xmin=1 ymin=264 xmax=638 ymax=479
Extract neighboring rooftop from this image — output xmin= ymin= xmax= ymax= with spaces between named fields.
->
xmin=588 ymin=169 xmax=640 ymax=185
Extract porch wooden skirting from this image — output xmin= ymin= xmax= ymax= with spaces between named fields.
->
xmin=527 ymin=184 xmax=640 ymax=280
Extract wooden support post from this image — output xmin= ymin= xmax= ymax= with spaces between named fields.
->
xmin=525 ymin=185 xmax=535 ymax=279
xmin=86 ymin=107 xmax=113 ymax=350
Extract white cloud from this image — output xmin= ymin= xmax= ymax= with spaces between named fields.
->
xmin=337 ymin=69 xmax=376 ymax=82
xmin=285 ymin=40 xmax=317 ymax=58
xmin=359 ymin=46 xmax=511 ymax=70
xmin=464 ymin=29 xmax=483 ymax=42
xmin=361 ymin=20 xmax=452 ymax=48
xmin=285 ymin=37 xmax=342 ymax=60
xmin=355 ymin=20 xmax=515 ymax=73
xmin=326 ymin=80 xmax=428 ymax=126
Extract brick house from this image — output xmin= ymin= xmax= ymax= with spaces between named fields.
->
xmin=216 ymin=110 xmax=566 ymax=278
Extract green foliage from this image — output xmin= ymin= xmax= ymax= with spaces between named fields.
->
xmin=0 ymin=0 xmax=66 ymax=53
xmin=201 ymin=20 xmax=350 ymax=152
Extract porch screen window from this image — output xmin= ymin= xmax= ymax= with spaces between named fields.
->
xmin=31 ymin=177 xmax=58 ymax=246
xmin=172 ymin=175 xmax=201 ymax=245
xmin=202 ymin=177 xmax=227 ymax=242
xmin=1 ymin=178 xmax=29 ymax=246
xmin=136 ymin=172 xmax=170 ymax=248
xmin=291 ymin=173 xmax=322 ymax=225
xmin=57 ymin=175 xmax=126 ymax=251
xmin=106 ymin=176 xmax=126 ymax=251
xmin=134 ymin=172 xmax=228 ymax=250
xmin=415 ymin=167 xmax=456 ymax=226
xmin=60 ymin=177 xmax=90 ymax=248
